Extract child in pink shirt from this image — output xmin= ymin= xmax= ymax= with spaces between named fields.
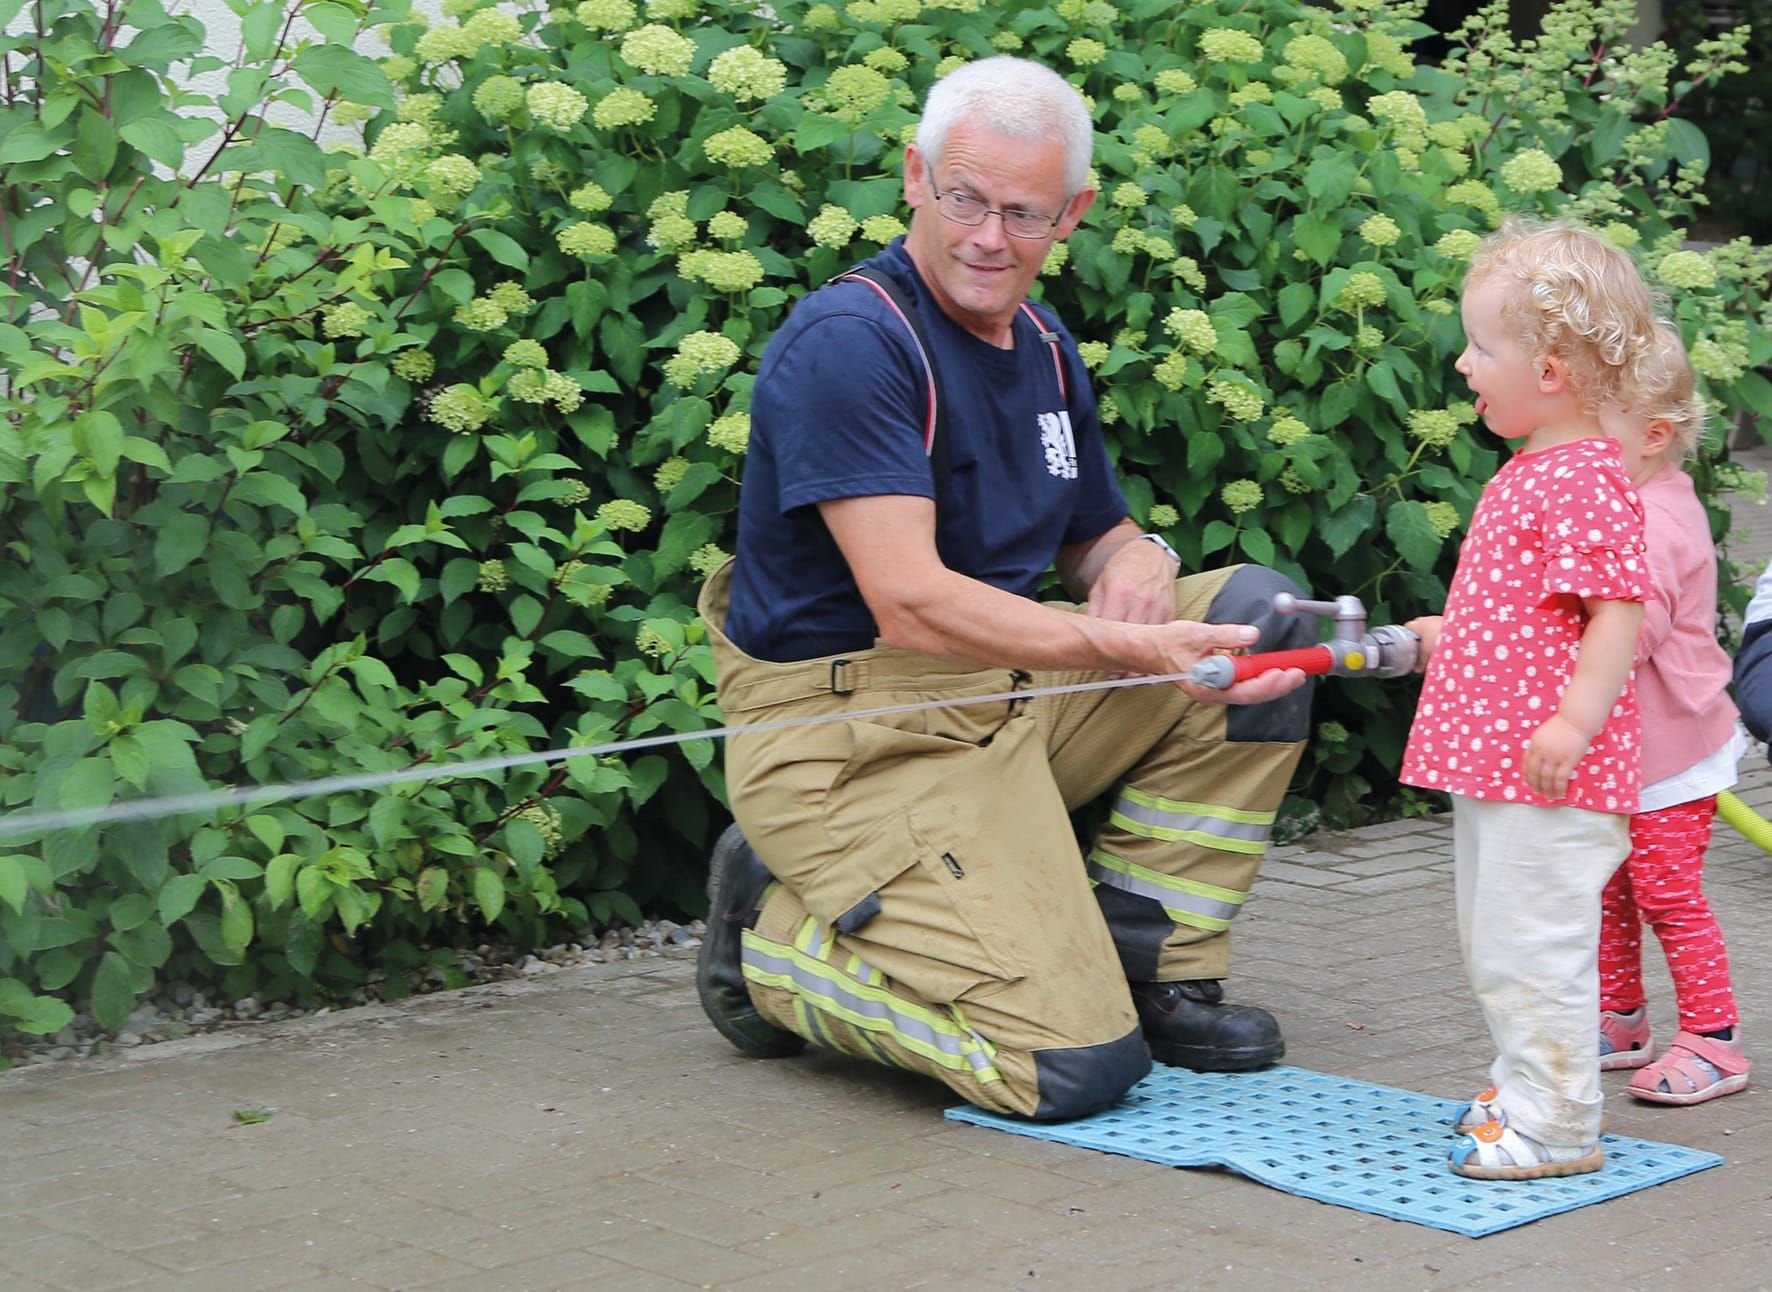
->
xmin=1402 ymin=218 xmax=1655 ymax=1180
xmin=1594 ymin=324 xmax=1751 ymax=1104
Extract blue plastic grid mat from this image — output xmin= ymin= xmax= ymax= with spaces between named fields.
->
xmin=944 ymin=1065 xmax=1722 ymax=1237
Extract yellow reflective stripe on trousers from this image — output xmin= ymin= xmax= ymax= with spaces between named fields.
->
xmin=1110 ymin=785 xmax=1273 ymax=855
xmin=740 ymin=924 xmax=1002 ymax=1083
xmin=1086 ymin=846 xmax=1244 ymax=932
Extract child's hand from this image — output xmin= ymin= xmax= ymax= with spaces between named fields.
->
xmin=1524 ymin=714 xmax=1591 ymax=800
xmin=1403 ymin=615 xmax=1443 ymax=672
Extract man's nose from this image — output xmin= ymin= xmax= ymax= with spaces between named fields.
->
xmin=968 ymin=212 xmax=1012 ymax=250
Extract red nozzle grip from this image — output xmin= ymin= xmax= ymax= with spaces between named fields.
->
xmin=1224 ymin=645 xmax=1335 ymax=682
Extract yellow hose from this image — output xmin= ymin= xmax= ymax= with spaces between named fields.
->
xmin=1716 ymin=790 xmax=1772 ymax=854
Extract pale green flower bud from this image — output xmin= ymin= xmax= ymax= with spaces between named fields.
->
xmin=1499 ymin=148 xmax=1562 ymax=194
xmin=707 ymin=411 xmax=751 ymax=453
xmin=593 ymin=88 xmax=656 ymax=129
xmin=703 ymin=126 xmax=773 ymax=168
xmin=620 ymin=22 xmax=696 ymax=76
xmin=476 ymin=559 xmax=509 ymax=592
xmin=1208 ymin=380 xmax=1264 ymax=422
xmin=808 ymin=204 xmax=858 ymax=249
xmin=1200 ymin=29 xmax=1264 ymax=64
xmin=322 ymin=301 xmax=372 ymax=339
xmin=503 ymin=340 xmax=549 ymax=369
xmin=596 ymin=499 xmax=652 ymax=532
xmin=708 ymin=45 xmax=788 ymax=102
xmin=392 ymin=350 xmax=435 ymax=381
xmin=429 ymin=384 xmax=497 ymax=433
xmin=1334 ymin=272 xmax=1386 ymax=311
xmin=1221 ymin=479 xmax=1263 ymax=514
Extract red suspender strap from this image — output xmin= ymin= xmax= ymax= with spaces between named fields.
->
xmin=835 ymin=272 xmax=938 ymax=455
xmin=1018 ymin=302 xmax=1067 ymax=403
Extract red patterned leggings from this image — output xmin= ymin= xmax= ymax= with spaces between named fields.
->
xmin=1599 ymin=796 xmax=1739 ymax=1033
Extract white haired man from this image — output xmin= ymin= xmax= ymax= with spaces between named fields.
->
xmin=696 ymin=56 xmax=1314 ymax=1121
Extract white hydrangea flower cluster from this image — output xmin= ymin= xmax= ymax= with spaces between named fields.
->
xmin=664 ymin=331 xmax=742 ymax=387
xmin=708 ymin=45 xmax=788 ymax=102
xmin=1164 ymin=308 xmax=1217 ymax=355
xmin=707 ymin=411 xmax=751 ymax=453
xmin=1207 ymin=380 xmax=1264 ymax=422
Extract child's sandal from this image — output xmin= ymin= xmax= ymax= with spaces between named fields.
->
xmin=1628 ymin=1030 xmax=1751 ymax=1105
xmin=1449 ymin=1115 xmax=1603 ymax=1181
xmin=1452 ymin=1085 xmax=1499 ymax=1134
xmin=1599 ymin=1007 xmax=1654 ymax=1071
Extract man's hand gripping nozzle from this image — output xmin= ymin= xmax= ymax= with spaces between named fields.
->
xmin=1188 ymin=594 xmax=1421 ymax=690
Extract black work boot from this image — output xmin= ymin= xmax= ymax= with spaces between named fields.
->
xmin=1130 ymin=979 xmax=1284 ymax=1072
xmin=697 ymin=824 xmax=806 ymax=1059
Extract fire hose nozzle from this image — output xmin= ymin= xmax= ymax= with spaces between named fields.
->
xmin=1186 ymin=596 xmax=1420 ymax=689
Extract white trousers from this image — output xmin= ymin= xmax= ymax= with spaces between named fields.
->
xmin=1452 ymin=796 xmax=1630 ymax=1148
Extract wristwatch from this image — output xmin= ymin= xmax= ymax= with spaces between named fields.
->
xmin=1138 ymin=532 xmax=1181 ymax=566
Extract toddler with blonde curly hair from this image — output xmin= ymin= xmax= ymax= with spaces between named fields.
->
xmin=1402 ymin=217 xmax=1659 ymax=1180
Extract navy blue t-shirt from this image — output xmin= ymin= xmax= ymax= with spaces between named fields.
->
xmin=723 ymin=240 xmax=1127 ymax=663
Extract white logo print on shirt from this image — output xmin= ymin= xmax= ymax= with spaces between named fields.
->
xmin=1038 ymin=410 xmax=1077 ymax=480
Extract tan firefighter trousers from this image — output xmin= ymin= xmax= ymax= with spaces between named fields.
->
xmin=699 ymin=561 xmax=1311 ymax=1120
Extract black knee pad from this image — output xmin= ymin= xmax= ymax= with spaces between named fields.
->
xmin=1029 ymin=1026 xmax=1153 ymax=1121
xmin=1206 ymin=565 xmax=1315 ymax=743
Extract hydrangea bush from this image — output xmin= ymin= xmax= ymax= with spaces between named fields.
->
xmin=1 ymin=0 xmax=1766 ymax=1040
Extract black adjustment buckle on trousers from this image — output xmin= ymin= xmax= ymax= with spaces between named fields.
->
xmin=829 ymin=658 xmax=855 ymax=696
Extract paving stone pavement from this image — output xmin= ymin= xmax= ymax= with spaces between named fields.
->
xmin=6 ymin=447 xmax=1772 ymax=1291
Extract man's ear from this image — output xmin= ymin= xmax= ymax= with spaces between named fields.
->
xmin=903 ymin=142 xmax=928 ymax=209
xmin=1054 ymin=184 xmax=1097 ymax=239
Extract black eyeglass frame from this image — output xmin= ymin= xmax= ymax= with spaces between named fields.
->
xmin=924 ymin=168 xmax=1066 ymax=241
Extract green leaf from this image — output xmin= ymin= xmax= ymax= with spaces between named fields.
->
xmin=112 ymin=919 xmax=173 ymax=968
xmin=0 ymin=855 xmax=28 ymax=914
xmin=1319 ymin=493 xmax=1376 ymax=558
xmin=232 ymin=1107 xmax=277 ymax=1125
xmin=264 ymin=854 xmax=299 ymax=909
xmin=109 ymin=893 xmax=153 ymax=932
xmin=196 ymin=329 xmax=247 ymax=380
xmin=56 ymin=758 xmax=116 ymax=813
xmin=0 ymin=980 xmax=75 ymax=1036
xmin=472 ymin=867 xmax=506 ymax=923
xmin=304 ymin=2 xmax=361 ymax=44
xmin=155 ymin=513 xmax=209 ymax=576
xmin=246 ymin=815 xmax=284 ymax=853
xmin=1385 ymin=500 xmax=1443 ymax=571
xmin=292 ymin=45 xmax=394 ymax=108
xmin=218 ymin=883 xmax=254 ymax=954
xmin=296 ymin=867 xmax=332 ymax=921
xmin=416 ymin=866 xmax=449 ymax=912
xmin=469 ymin=228 xmax=529 ymax=270
xmin=510 ymin=595 xmax=543 ymax=638
xmin=1278 ymin=282 xmax=1316 ymax=330
xmin=119 ymin=116 xmax=185 ymax=168
xmin=369 ymin=795 xmax=406 ymax=848
xmin=157 ymin=873 xmax=207 ymax=925
xmin=255 ymin=127 xmax=328 ymax=190
xmin=89 ymin=951 xmax=136 ymax=1030
xmin=1292 ymin=210 xmax=1341 ymax=266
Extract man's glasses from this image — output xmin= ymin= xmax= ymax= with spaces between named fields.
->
xmin=928 ymin=183 xmax=1062 ymax=240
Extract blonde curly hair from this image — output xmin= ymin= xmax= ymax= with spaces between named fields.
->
xmin=1464 ymin=216 xmax=1661 ymax=414
xmin=1628 ymin=321 xmax=1707 ymax=462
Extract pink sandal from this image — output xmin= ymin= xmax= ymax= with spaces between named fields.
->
xmin=1599 ymin=1007 xmax=1654 ymax=1071
xmin=1628 ymin=1030 xmax=1751 ymax=1105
